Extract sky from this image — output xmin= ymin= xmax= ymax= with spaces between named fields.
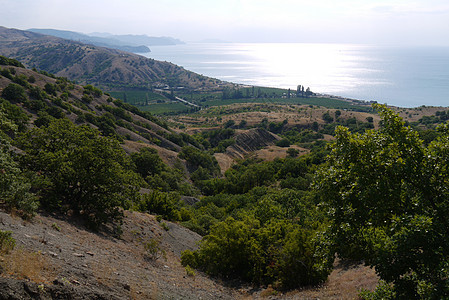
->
xmin=1 ymin=0 xmax=449 ymax=45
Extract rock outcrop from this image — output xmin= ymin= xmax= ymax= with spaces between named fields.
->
xmin=226 ymin=128 xmax=280 ymax=159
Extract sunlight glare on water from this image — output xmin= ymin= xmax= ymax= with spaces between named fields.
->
xmin=142 ymin=43 xmax=449 ymax=107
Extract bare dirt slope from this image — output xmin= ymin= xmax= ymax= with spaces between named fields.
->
xmin=0 ymin=210 xmax=236 ymax=299
xmin=0 ymin=209 xmax=379 ymax=299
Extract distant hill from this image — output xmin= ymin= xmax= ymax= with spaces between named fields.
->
xmin=0 ymin=57 xmax=190 ymax=164
xmin=28 ymin=28 xmax=151 ymax=53
xmin=28 ymin=28 xmax=185 ymax=51
xmin=95 ymin=33 xmax=185 ymax=46
xmin=0 ymin=26 xmax=225 ymax=91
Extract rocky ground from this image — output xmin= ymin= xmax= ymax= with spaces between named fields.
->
xmin=0 ymin=210 xmax=237 ymax=299
xmin=0 ymin=209 xmax=378 ymax=299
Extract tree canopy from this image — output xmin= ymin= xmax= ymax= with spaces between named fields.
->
xmin=17 ymin=119 xmax=141 ymax=228
xmin=317 ymin=104 xmax=449 ymax=298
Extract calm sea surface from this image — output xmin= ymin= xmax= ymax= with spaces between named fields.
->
xmin=140 ymin=43 xmax=449 ymax=108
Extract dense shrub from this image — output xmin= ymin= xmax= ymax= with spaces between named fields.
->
xmin=1 ymin=83 xmax=27 ymax=103
xmin=135 ymin=191 xmax=180 ymax=221
xmin=0 ymin=230 xmax=16 ymax=254
xmin=0 ymin=56 xmax=24 ymax=67
xmin=182 ymin=217 xmax=332 ymax=289
xmin=317 ymin=104 xmax=449 ymax=298
xmin=17 ymin=119 xmax=141 ymax=229
xmin=0 ymin=106 xmax=37 ymax=216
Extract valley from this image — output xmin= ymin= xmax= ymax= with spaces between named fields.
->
xmin=1 ymin=26 xmax=449 ymax=299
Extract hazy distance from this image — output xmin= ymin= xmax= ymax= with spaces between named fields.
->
xmin=1 ymin=0 xmax=449 ymax=46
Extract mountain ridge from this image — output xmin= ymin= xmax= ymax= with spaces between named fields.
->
xmin=28 ymin=28 xmax=152 ymax=53
xmin=0 ymin=26 xmax=225 ymax=92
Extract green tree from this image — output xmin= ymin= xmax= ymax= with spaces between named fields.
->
xmin=17 ymin=119 xmax=141 ymax=228
xmin=1 ymin=83 xmax=27 ymax=103
xmin=287 ymin=147 xmax=300 ymax=157
xmin=135 ymin=190 xmax=180 ymax=221
xmin=179 ymin=146 xmax=219 ymax=175
xmin=182 ymin=216 xmax=332 ymax=289
xmin=131 ymin=147 xmax=166 ymax=178
xmin=0 ymin=105 xmax=38 ymax=217
xmin=322 ymin=112 xmax=333 ymax=123
xmin=316 ymin=104 xmax=449 ymax=298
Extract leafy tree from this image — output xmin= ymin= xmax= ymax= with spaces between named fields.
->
xmin=179 ymin=146 xmax=219 ymax=175
xmin=0 ymin=56 xmax=24 ymax=67
xmin=276 ymin=138 xmax=290 ymax=147
xmin=238 ymin=119 xmax=247 ymax=128
xmin=182 ymin=216 xmax=332 ymax=289
xmin=1 ymin=83 xmax=27 ymax=103
xmin=287 ymin=148 xmax=299 ymax=157
xmin=322 ymin=112 xmax=333 ymax=123
xmin=0 ymin=105 xmax=37 ymax=217
xmin=223 ymin=119 xmax=235 ymax=128
xmin=316 ymin=104 xmax=449 ymax=298
xmin=131 ymin=147 xmax=166 ymax=178
xmin=17 ymin=119 xmax=141 ymax=228
xmin=135 ymin=190 xmax=180 ymax=221
xmin=0 ymin=98 xmax=29 ymax=133
xmin=44 ymin=83 xmax=57 ymax=96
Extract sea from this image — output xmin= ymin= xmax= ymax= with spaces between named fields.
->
xmin=140 ymin=43 xmax=449 ymax=108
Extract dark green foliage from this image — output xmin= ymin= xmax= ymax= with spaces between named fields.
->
xmin=144 ymin=238 xmax=166 ymax=260
xmin=0 ymin=106 xmax=37 ymax=216
xmin=417 ymin=110 xmax=449 ymax=125
xmin=81 ymin=94 xmax=93 ymax=104
xmin=359 ymin=281 xmax=396 ymax=299
xmin=45 ymin=105 xmax=65 ymax=119
xmin=0 ymin=68 xmax=13 ymax=80
xmin=13 ymin=74 xmax=30 ymax=88
xmin=322 ymin=112 xmax=333 ymax=123
xmin=25 ymin=99 xmax=48 ymax=112
xmin=182 ymin=216 xmax=332 ymax=289
xmin=276 ymin=138 xmax=290 ymax=147
xmin=131 ymin=147 xmax=166 ymax=178
xmin=223 ymin=119 xmax=235 ymax=128
xmin=135 ymin=191 xmax=180 ymax=221
xmin=199 ymin=157 xmax=311 ymax=196
xmin=165 ymin=132 xmax=185 ymax=146
xmin=286 ymin=148 xmax=299 ymax=157
xmin=2 ymin=83 xmax=27 ymax=103
xmin=44 ymin=83 xmax=58 ymax=96
xmin=0 ymin=98 xmax=29 ymax=132
xmin=17 ymin=119 xmax=141 ymax=229
xmin=199 ymin=128 xmax=235 ymax=150
xmin=27 ymin=75 xmax=36 ymax=83
xmin=113 ymin=99 xmax=169 ymax=129
xmin=83 ymin=84 xmax=103 ymax=97
xmin=101 ymin=104 xmax=133 ymax=122
xmin=317 ymin=104 xmax=449 ymax=298
xmin=179 ymin=146 xmax=220 ymax=176
xmin=0 ymin=56 xmax=24 ymax=68
xmin=283 ymin=128 xmax=324 ymax=145
xmin=0 ymin=230 xmax=16 ymax=254
xmin=0 ymin=144 xmax=38 ymax=217
xmin=319 ymin=116 xmax=374 ymax=135
xmin=34 ymin=111 xmax=54 ymax=128
xmin=268 ymin=120 xmax=287 ymax=134
xmin=29 ymin=86 xmax=47 ymax=101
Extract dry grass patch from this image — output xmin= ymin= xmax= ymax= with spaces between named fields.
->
xmin=1 ymin=248 xmax=57 ymax=284
xmin=91 ymin=257 xmax=117 ymax=287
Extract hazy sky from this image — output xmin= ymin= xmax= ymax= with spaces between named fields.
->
xmin=1 ymin=0 xmax=449 ymax=45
